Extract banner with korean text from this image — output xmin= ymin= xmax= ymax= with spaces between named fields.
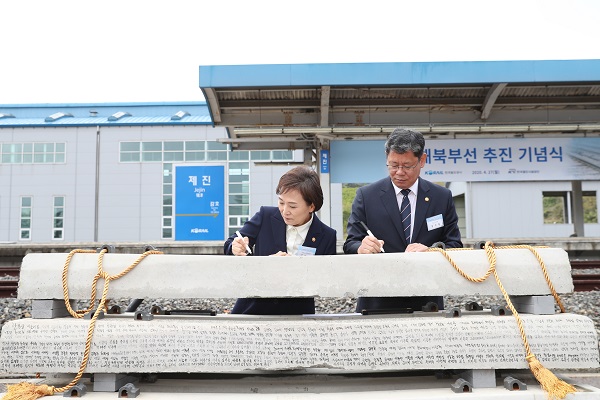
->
xmin=331 ymin=137 xmax=600 ymax=183
xmin=174 ymin=165 xmax=225 ymax=240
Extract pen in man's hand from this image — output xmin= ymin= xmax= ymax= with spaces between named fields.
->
xmin=359 ymin=221 xmax=385 ymax=253
xmin=235 ymin=230 xmax=252 ymax=254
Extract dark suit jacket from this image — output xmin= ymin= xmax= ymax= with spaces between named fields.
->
xmin=343 ymin=177 xmax=463 ymax=312
xmin=224 ymin=206 xmax=337 ymax=315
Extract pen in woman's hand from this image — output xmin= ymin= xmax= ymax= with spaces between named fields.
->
xmin=359 ymin=221 xmax=385 ymax=253
xmin=235 ymin=230 xmax=252 ymax=254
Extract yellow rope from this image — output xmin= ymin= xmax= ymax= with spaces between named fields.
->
xmin=2 ymin=248 xmax=162 ymax=400
xmin=62 ymin=249 xmax=96 ymax=318
xmin=429 ymin=241 xmax=576 ymax=399
xmin=494 ymin=244 xmax=566 ymax=313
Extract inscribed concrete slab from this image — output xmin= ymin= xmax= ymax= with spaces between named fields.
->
xmin=17 ymin=248 xmax=573 ymax=300
xmin=1 ymin=313 xmax=597 ymax=374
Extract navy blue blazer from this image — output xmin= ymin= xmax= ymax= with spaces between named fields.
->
xmin=224 ymin=206 xmax=337 ymax=315
xmin=343 ymin=177 xmax=462 ymax=312
xmin=344 ymin=177 xmax=462 ymax=253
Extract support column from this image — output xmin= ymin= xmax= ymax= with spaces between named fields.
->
xmin=571 ymin=180 xmax=584 ymax=237
xmin=318 ymin=143 xmax=331 ymax=227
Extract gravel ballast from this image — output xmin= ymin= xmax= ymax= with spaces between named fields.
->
xmin=2 ymin=292 xmax=599 ymax=339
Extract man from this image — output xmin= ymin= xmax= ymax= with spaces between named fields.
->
xmin=343 ymin=128 xmax=462 ymax=312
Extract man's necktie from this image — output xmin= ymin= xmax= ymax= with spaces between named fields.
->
xmin=400 ymin=189 xmax=411 ymax=243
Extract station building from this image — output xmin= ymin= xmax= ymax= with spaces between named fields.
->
xmin=2 ymin=60 xmax=600 ymax=244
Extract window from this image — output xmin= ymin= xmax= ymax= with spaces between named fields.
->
xmin=543 ymin=191 xmax=598 ymax=224
xmin=20 ymin=196 xmax=32 ymax=240
xmin=251 ymin=150 xmax=293 ymax=161
xmin=34 ymin=143 xmax=54 ymax=163
xmin=229 ymin=151 xmax=249 ymax=161
xmin=251 ymin=151 xmax=271 ymax=161
xmin=53 ymin=196 xmax=65 ymax=240
xmin=228 ymin=162 xmax=250 ymax=236
xmin=120 ymin=140 xmax=210 ymax=163
xmin=162 ymin=163 xmax=173 ymax=239
xmin=164 ymin=141 xmax=184 ymax=162
xmin=1 ymin=142 xmax=65 ymax=164
xmin=185 ymin=141 xmax=205 ymax=161
xmin=584 ymin=193 xmax=598 ymax=223
xmin=272 ymin=150 xmax=293 ymax=160
xmin=120 ymin=142 xmax=140 ymax=162
xmin=142 ymin=142 xmax=162 ymax=162
xmin=1 ymin=143 xmax=22 ymax=163
xmin=207 ymin=141 xmax=227 ymax=151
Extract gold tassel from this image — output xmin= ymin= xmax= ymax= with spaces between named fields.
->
xmin=1 ymin=382 xmax=54 ymax=400
xmin=527 ymin=355 xmax=577 ymax=399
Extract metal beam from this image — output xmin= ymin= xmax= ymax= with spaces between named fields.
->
xmin=215 ymin=95 xmax=600 ymax=110
xmin=320 ymin=86 xmax=330 ymax=127
xmin=481 ymin=83 xmax=507 ymax=120
xmin=203 ymin=88 xmax=222 ymax=123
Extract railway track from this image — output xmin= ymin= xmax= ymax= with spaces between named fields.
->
xmin=570 ymin=260 xmax=600 ymax=292
xmin=1 ymin=262 xmax=599 ymax=298
xmin=0 ymin=280 xmax=18 ymax=298
xmin=0 ymin=267 xmax=20 ymax=298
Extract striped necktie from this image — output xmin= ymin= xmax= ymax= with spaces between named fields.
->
xmin=400 ymin=189 xmax=411 ymax=243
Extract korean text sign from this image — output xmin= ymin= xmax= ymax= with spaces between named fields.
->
xmin=175 ymin=165 xmax=225 ymax=240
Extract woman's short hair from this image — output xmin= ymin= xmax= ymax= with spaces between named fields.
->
xmin=276 ymin=166 xmax=324 ymax=211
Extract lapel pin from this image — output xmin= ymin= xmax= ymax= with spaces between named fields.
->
xmin=425 ymin=197 xmax=430 ymax=202
xmin=312 ymin=237 xmax=316 ymax=242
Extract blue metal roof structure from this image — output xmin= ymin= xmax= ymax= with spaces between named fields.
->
xmin=198 ymin=59 xmax=600 ymax=150
xmin=0 ymin=102 xmax=212 ymax=127
xmin=199 ymin=59 xmax=600 ymax=88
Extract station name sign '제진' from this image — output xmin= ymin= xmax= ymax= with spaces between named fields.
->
xmin=174 ymin=165 xmax=225 ymax=240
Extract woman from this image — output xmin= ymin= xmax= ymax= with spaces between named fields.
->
xmin=223 ymin=166 xmax=337 ymax=315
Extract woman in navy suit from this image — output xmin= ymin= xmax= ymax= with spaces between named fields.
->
xmin=224 ymin=166 xmax=337 ymax=315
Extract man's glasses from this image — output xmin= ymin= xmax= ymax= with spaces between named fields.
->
xmin=386 ymin=161 xmax=419 ymax=172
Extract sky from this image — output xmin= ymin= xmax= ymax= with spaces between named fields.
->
xmin=2 ymin=0 xmax=600 ymax=105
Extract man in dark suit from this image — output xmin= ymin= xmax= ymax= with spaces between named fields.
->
xmin=224 ymin=166 xmax=337 ymax=315
xmin=343 ymin=128 xmax=462 ymax=312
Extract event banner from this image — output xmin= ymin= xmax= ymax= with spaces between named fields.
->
xmin=174 ymin=165 xmax=225 ymax=240
xmin=422 ymin=137 xmax=600 ymax=181
xmin=331 ymin=137 xmax=600 ymax=183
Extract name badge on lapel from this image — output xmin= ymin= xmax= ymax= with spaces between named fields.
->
xmin=295 ymin=245 xmax=317 ymax=256
xmin=426 ymin=214 xmax=444 ymax=231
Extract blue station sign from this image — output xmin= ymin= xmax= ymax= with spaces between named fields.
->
xmin=174 ymin=165 xmax=225 ymax=240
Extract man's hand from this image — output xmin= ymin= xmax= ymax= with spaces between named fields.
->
xmin=405 ymin=243 xmax=428 ymax=252
xmin=358 ymin=235 xmax=384 ymax=254
xmin=270 ymin=251 xmax=290 ymax=256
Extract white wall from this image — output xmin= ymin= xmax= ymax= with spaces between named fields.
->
xmin=4 ymin=122 xmax=600 ymax=243
xmin=468 ymin=181 xmax=600 ymax=238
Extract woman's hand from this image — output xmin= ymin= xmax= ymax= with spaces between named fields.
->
xmin=232 ymin=236 xmax=250 ymax=256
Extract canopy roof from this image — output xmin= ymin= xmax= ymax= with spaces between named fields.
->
xmin=199 ymin=60 xmax=600 ymax=150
